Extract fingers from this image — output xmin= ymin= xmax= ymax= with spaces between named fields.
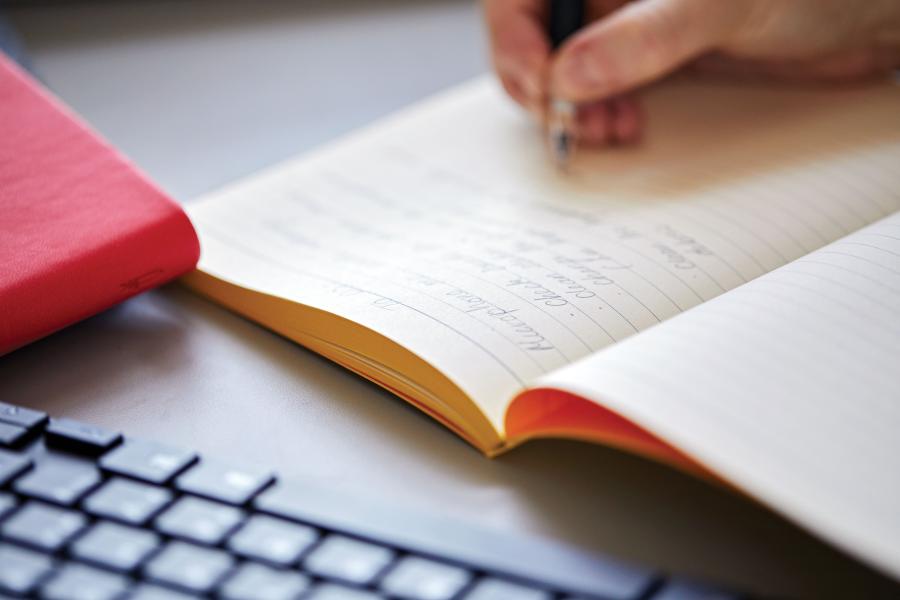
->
xmin=484 ymin=0 xmax=550 ymax=110
xmin=484 ymin=0 xmax=646 ymax=146
xmin=577 ymin=101 xmax=614 ymax=144
xmin=609 ymin=95 xmax=643 ymax=143
xmin=576 ymin=95 xmax=644 ymax=145
xmin=551 ymin=0 xmax=748 ymax=102
xmin=497 ymin=72 xmax=545 ymax=121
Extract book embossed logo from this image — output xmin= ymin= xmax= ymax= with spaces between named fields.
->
xmin=120 ymin=269 xmax=164 ymax=292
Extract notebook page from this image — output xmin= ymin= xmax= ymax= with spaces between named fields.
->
xmin=188 ymin=76 xmax=900 ymax=431
xmin=534 ymin=212 xmax=900 ymax=578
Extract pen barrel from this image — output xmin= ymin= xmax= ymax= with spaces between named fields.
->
xmin=549 ymin=0 xmax=585 ymax=49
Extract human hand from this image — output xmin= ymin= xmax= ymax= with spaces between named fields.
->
xmin=484 ymin=0 xmax=900 ymax=145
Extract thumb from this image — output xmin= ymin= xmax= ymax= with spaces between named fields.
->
xmin=551 ymin=0 xmax=746 ymax=101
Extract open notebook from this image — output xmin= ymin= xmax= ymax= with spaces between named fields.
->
xmin=184 ymin=76 xmax=900 ymax=579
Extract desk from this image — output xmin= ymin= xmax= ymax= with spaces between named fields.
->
xmin=3 ymin=1 xmax=897 ymax=597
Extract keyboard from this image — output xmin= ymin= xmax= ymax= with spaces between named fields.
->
xmin=0 ymin=401 xmax=746 ymax=600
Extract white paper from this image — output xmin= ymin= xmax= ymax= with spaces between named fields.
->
xmin=188 ymin=76 xmax=900 ymax=432
xmin=538 ymin=213 xmax=900 ymax=578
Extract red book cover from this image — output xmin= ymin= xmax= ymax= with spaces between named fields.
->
xmin=0 ymin=53 xmax=200 ymax=354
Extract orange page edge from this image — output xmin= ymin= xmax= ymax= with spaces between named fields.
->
xmin=503 ymin=387 xmax=721 ymax=482
xmin=182 ymin=269 xmax=724 ymax=482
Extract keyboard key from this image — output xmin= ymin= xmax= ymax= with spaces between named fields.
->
xmin=305 ymin=583 xmax=384 ymax=599
xmin=0 ymin=542 xmax=54 ymax=595
xmin=40 ymin=563 xmax=129 ymax=600
xmin=380 ymin=556 xmax=472 ymax=600
xmin=13 ymin=453 xmax=102 ymax=505
xmin=0 ymin=493 xmax=15 ymax=521
xmin=303 ymin=534 xmax=396 ymax=586
xmin=219 ymin=562 xmax=311 ymax=600
xmin=70 ymin=521 xmax=161 ymax=572
xmin=557 ymin=563 xmax=656 ymax=598
xmin=0 ymin=448 xmax=31 ymax=486
xmin=0 ymin=422 xmax=28 ymax=448
xmin=0 ymin=402 xmax=47 ymax=431
xmin=464 ymin=578 xmax=552 ymax=600
xmin=176 ymin=459 xmax=275 ymax=506
xmin=0 ymin=500 xmax=87 ymax=552
xmin=154 ymin=496 xmax=244 ymax=545
xmin=128 ymin=583 xmax=202 ymax=599
xmin=649 ymin=579 xmax=743 ymax=600
xmin=99 ymin=438 xmax=197 ymax=484
xmin=226 ymin=514 xmax=318 ymax=567
xmin=254 ymin=482 xmax=315 ymax=522
xmin=45 ymin=418 xmax=122 ymax=456
xmin=83 ymin=477 xmax=173 ymax=525
xmin=143 ymin=540 xmax=235 ymax=594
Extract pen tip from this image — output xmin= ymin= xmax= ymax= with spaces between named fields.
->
xmin=548 ymin=98 xmax=576 ymax=171
xmin=552 ymin=131 xmax=572 ymax=171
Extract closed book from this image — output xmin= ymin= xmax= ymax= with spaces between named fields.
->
xmin=0 ymin=53 xmax=199 ymax=354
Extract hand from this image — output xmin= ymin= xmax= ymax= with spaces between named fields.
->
xmin=484 ymin=0 xmax=900 ymax=145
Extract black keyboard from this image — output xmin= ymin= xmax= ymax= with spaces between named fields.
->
xmin=0 ymin=401 xmax=745 ymax=600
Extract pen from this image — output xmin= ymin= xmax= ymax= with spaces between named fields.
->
xmin=547 ymin=0 xmax=585 ymax=170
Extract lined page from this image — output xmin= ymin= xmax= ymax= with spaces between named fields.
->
xmin=188 ymin=76 xmax=900 ymax=430
xmin=536 ymin=212 xmax=900 ymax=578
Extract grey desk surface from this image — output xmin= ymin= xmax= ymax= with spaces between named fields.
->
xmin=3 ymin=1 xmax=897 ymax=598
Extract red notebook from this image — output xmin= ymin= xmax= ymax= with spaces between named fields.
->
xmin=0 ymin=53 xmax=200 ymax=354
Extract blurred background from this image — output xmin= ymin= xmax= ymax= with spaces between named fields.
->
xmin=2 ymin=0 xmax=487 ymax=202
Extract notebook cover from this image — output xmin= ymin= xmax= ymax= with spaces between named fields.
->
xmin=0 ymin=52 xmax=200 ymax=354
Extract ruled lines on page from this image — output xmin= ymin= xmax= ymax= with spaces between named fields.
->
xmin=188 ymin=77 xmax=900 ymax=428
xmin=536 ymin=212 xmax=900 ymax=579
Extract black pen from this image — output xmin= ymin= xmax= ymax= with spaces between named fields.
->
xmin=547 ymin=0 xmax=585 ymax=170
